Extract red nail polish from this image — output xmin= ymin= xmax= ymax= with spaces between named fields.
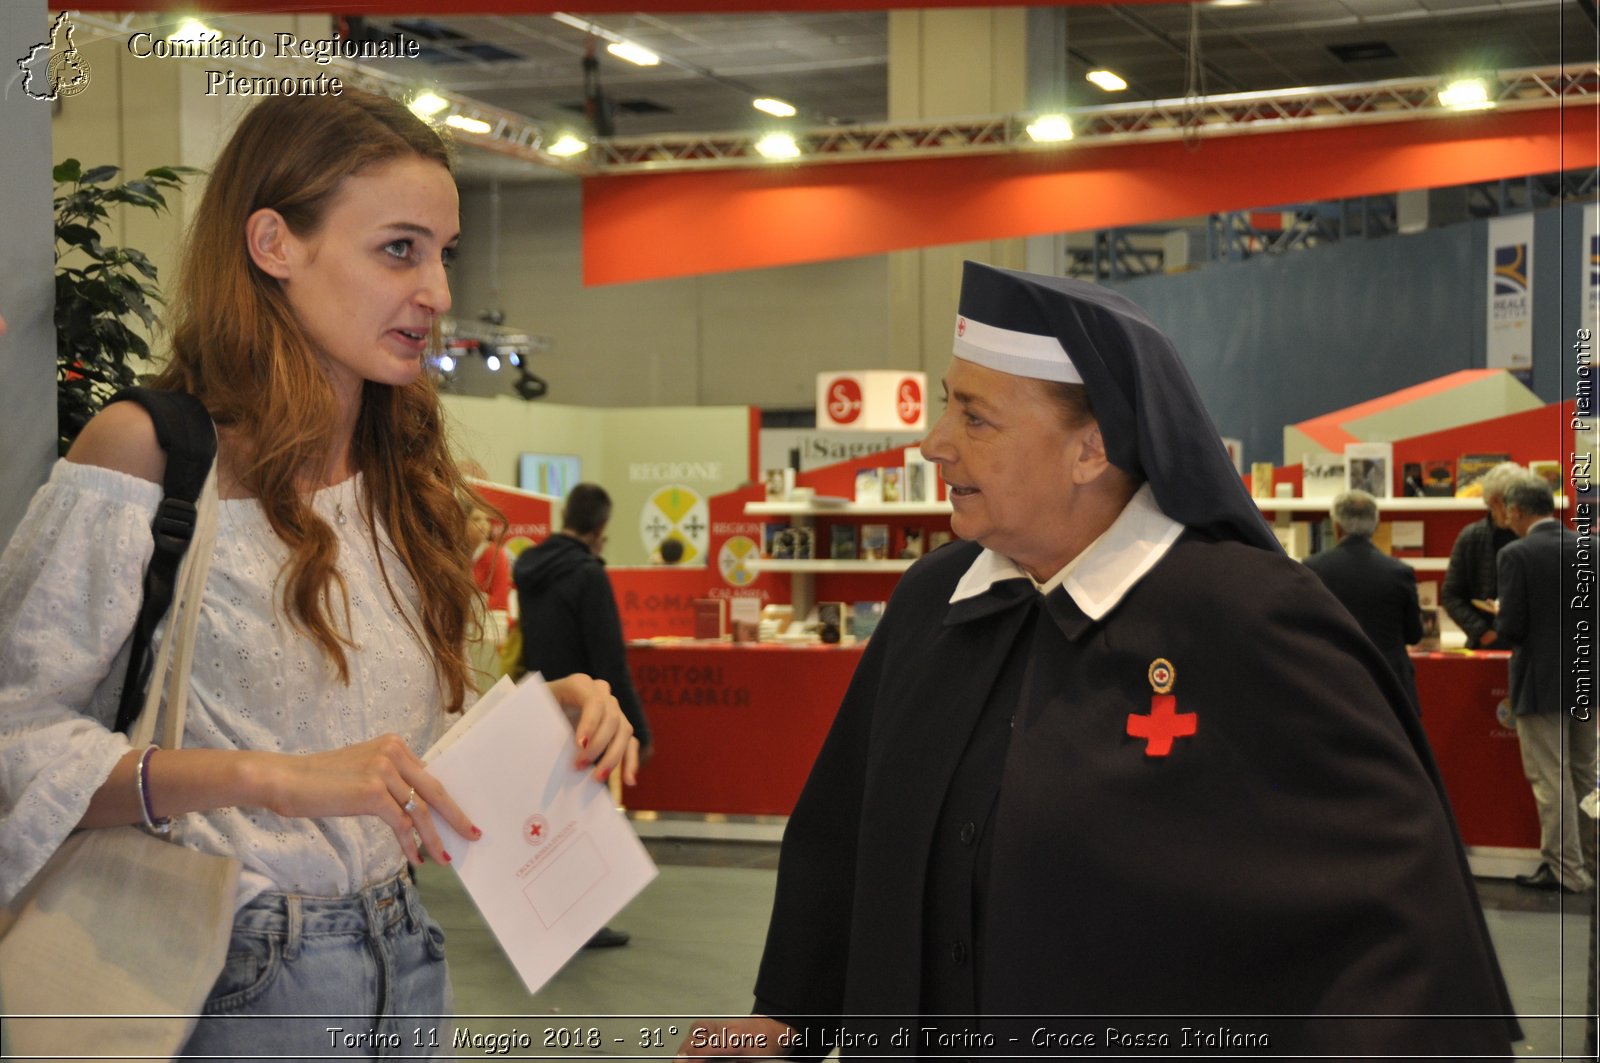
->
xmin=471 ymin=826 xmax=483 ymax=839
xmin=597 ymin=767 xmax=612 ymax=783
xmin=442 ymin=850 xmax=452 ymax=864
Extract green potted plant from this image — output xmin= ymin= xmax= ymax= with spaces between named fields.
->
xmin=53 ymin=159 xmax=197 ymax=454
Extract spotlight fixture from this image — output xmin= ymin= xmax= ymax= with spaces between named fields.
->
xmin=1025 ymin=114 xmax=1074 ymax=143
xmin=606 ymin=40 xmax=660 ymax=67
xmin=547 ymin=133 xmax=589 ymax=157
xmin=485 ymin=354 xmax=502 ymax=372
xmin=753 ymin=97 xmax=797 ymax=118
xmin=1439 ymin=78 xmax=1493 ymax=111
xmin=437 ymin=354 xmax=457 ymax=373
xmin=445 ymin=114 xmax=492 ymax=135
xmin=169 ymin=19 xmax=219 ymax=42
xmin=409 ymin=92 xmax=450 ymax=118
xmin=1086 ymin=70 xmax=1128 ymax=92
xmin=755 ymin=133 xmax=801 ymax=160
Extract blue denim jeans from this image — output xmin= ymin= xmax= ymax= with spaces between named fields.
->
xmin=180 ymin=870 xmax=454 ymax=1059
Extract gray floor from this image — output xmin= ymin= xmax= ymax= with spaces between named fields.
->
xmin=416 ymin=841 xmax=1597 ymax=1060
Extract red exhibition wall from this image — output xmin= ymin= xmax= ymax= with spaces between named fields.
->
xmin=583 ymin=107 xmax=1594 ymax=284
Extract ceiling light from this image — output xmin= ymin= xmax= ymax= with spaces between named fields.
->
xmin=445 ymin=114 xmax=492 ymax=135
xmin=1439 ymin=78 xmax=1493 ymax=111
xmin=409 ymin=92 xmax=449 ymax=118
xmin=437 ymin=354 xmax=456 ymax=373
xmin=168 ymin=19 xmax=218 ymax=42
xmin=1025 ymin=114 xmax=1074 ymax=143
xmin=753 ymin=98 xmax=797 ymax=118
xmin=1208 ymin=0 xmax=1261 ymax=7
xmin=485 ymin=354 xmax=501 ymax=372
xmin=547 ymin=133 xmax=589 ymax=157
xmin=1086 ymin=70 xmax=1128 ymax=92
xmin=754 ymin=133 xmax=801 ymax=160
xmin=606 ymin=41 xmax=660 ymax=67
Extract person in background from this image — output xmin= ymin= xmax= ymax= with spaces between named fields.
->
xmin=654 ymin=537 xmax=686 ymax=565
xmin=680 ymin=261 xmax=1514 ymax=1059
xmin=0 ymin=91 xmax=635 ymax=1055
xmin=1304 ymin=489 xmax=1425 ymax=712
xmin=1442 ymin=461 xmax=1525 ymax=647
xmin=466 ymin=502 xmax=513 ymax=613
xmin=514 ymin=482 xmax=653 ymax=950
xmin=1495 ymin=474 xmax=1595 ymax=893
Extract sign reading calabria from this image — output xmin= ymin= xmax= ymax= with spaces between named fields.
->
xmin=816 ymin=371 xmax=926 ymax=432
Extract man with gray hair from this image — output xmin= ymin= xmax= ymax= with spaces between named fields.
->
xmin=1442 ymin=461 xmax=1525 ymax=647
xmin=1495 ymin=473 xmax=1595 ymax=892
xmin=1306 ymin=489 xmax=1424 ymax=712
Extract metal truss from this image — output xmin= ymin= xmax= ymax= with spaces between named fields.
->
xmin=1064 ymin=163 xmax=1598 ymax=281
xmin=588 ymin=64 xmax=1598 ymax=174
xmin=59 ymin=15 xmax=1599 ymax=177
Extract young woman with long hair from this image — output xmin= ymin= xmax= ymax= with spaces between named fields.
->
xmin=0 ymin=90 xmax=637 ymax=1053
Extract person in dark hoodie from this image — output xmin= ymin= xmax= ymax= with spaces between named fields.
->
xmin=513 ymin=482 xmax=653 ymax=950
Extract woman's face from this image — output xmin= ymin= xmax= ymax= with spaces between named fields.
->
xmin=270 ymin=156 xmax=459 ymax=404
xmin=920 ymin=357 xmax=1101 ymax=579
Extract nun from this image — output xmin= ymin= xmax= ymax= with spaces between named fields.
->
xmin=684 ymin=262 xmax=1516 ymax=1059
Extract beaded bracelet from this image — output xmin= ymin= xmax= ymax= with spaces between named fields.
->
xmin=135 ymin=744 xmax=173 ymax=834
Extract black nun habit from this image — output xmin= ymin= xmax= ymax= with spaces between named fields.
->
xmin=750 ymin=262 xmax=1517 ymax=1058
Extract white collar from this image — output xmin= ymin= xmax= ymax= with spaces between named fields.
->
xmin=948 ymin=483 xmax=1185 ymax=621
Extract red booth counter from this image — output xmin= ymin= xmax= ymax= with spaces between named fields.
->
xmin=1413 ymin=650 xmax=1541 ymax=873
xmin=624 ymin=641 xmax=863 ymax=817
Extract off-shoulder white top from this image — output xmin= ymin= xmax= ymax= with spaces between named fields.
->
xmin=0 ymin=460 xmax=446 ymax=908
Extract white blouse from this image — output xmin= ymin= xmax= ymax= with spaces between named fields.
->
xmin=0 ymin=460 xmax=448 ymax=908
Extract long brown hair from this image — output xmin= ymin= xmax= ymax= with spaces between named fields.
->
xmin=155 ymin=91 xmax=479 ymax=713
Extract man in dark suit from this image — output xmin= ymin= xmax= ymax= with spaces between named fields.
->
xmin=1306 ymin=490 xmax=1425 ymax=713
xmin=1496 ymin=474 xmax=1595 ymax=892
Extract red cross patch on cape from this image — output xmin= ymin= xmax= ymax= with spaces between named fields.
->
xmin=1126 ymin=657 xmax=1196 ymax=757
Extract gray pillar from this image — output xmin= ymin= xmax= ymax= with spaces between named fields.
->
xmin=0 ymin=0 xmax=59 ymax=546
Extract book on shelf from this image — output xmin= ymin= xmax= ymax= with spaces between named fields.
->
xmin=929 ymin=530 xmax=953 ymax=552
xmin=729 ymin=596 xmax=760 ymax=643
xmin=1417 ymin=580 xmax=1439 ymax=610
xmin=763 ymin=468 xmax=787 ymax=500
xmin=859 ymin=523 xmax=890 ymax=561
xmin=1302 ymin=453 xmax=1347 ymax=499
xmin=1389 ymin=520 xmax=1425 ymax=557
xmin=1401 ymin=463 xmax=1427 ymax=498
xmin=851 ymin=601 xmax=886 ymax=640
xmin=1250 ymin=462 xmax=1275 ymax=499
xmin=817 ymin=602 xmax=845 ymax=644
xmin=1416 ymin=608 xmax=1442 ymax=650
xmin=1344 ymin=442 xmax=1394 ymax=498
xmin=692 ymin=598 xmax=727 ymax=641
xmin=1529 ymin=459 xmax=1563 ymax=492
xmin=766 ymin=525 xmax=812 ymax=560
xmin=903 ymin=447 xmax=938 ymax=504
xmin=829 ymin=524 xmax=857 ymax=560
xmin=880 ymin=466 xmax=903 ymax=503
xmin=1419 ymin=460 xmax=1455 ymax=497
xmin=1455 ymin=453 xmax=1511 ymax=498
xmin=791 ymin=526 xmax=814 ymax=560
xmin=1273 ymin=522 xmax=1312 ymax=560
xmin=900 ymin=527 xmax=925 ymax=560
xmin=765 ymin=523 xmax=793 ymax=559
xmin=854 ymin=467 xmax=882 ymax=505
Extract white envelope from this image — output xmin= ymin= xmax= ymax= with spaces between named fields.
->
xmin=423 ymin=674 xmax=658 ymax=995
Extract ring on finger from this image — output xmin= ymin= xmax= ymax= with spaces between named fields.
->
xmin=402 ymin=786 xmax=417 ymax=814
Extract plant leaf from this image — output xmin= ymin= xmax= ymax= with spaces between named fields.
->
xmin=79 ymin=165 xmax=119 ymax=185
xmin=52 ymin=159 xmax=82 ymax=183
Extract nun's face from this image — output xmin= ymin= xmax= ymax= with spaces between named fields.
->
xmin=923 ymin=357 xmax=1102 ymax=581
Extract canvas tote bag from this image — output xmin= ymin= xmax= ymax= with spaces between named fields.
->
xmin=0 ymin=424 xmax=241 ymax=1062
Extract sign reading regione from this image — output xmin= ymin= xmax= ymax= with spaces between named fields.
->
xmin=816 ymin=371 xmax=927 ymax=432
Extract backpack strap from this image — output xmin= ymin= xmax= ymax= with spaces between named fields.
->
xmin=106 ymin=388 xmax=218 ymax=735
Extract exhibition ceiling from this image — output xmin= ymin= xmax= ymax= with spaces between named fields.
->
xmin=76 ymin=1 xmax=1590 ymax=151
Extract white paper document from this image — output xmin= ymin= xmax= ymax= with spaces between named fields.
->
xmin=423 ymin=674 xmax=658 ymax=995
